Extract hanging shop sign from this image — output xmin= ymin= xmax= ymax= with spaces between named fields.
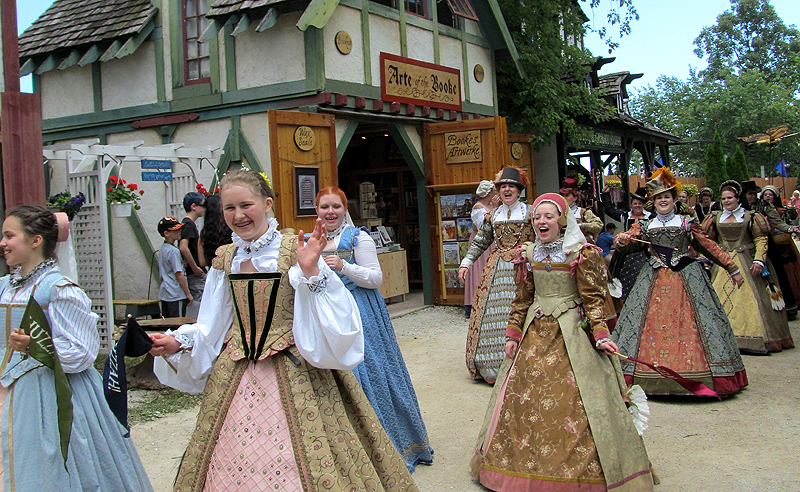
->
xmin=473 ymin=64 xmax=484 ymax=82
xmin=335 ymin=31 xmax=352 ymax=54
xmin=573 ymin=126 xmax=623 ymax=151
xmin=141 ymin=159 xmax=173 ymax=181
xmin=294 ymin=126 xmax=316 ymax=151
xmin=380 ymin=52 xmax=462 ymax=111
xmin=444 ymin=130 xmax=482 ymax=164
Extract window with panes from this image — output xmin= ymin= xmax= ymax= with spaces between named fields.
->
xmin=183 ymin=0 xmax=210 ymax=85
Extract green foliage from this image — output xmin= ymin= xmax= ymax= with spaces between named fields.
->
xmin=494 ymin=0 xmax=638 ymax=147
xmin=728 ymin=145 xmax=750 ymax=182
xmin=705 ymin=131 xmax=728 ymax=195
xmin=682 ymin=183 xmax=699 ymax=197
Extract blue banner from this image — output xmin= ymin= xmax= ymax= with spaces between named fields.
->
xmin=141 ymin=171 xmax=173 ymax=181
xmin=141 ymin=159 xmax=173 ymax=170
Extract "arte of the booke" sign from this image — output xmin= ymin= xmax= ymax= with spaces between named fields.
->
xmin=444 ymin=130 xmax=482 ymax=164
xmin=380 ymin=52 xmax=462 ymax=111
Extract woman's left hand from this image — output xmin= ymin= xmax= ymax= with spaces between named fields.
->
xmin=750 ymin=261 xmax=763 ymax=276
xmin=323 ymin=254 xmax=343 ymax=272
xmin=597 ymin=339 xmax=619 ymax=355
xmin=297 ymin=218 xmax=326 ymax=278
xmin=8 ymin=328 xmax=30 ymax=353
xmin=505 ymin=340 xmax=518 ymax=359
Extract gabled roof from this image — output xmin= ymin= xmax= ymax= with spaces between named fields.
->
xmin=18 ymin=0 xmax=157 ymax=76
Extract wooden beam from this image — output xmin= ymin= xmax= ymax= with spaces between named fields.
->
xmin=99 ymin=40 xmax=123 ymax=62
xmin=34 ymin=54 xmax=58 ymax=75
xmin=297 ymin=0 xmax=340 ymax=31
xmin=115 ymin=19 xmax=156 ymax=59
xmin=78 ymin=45 xmax=102 ymax=66
xmin=255 ymin=8 xmax=279 ymax=32
xmin=231 ymin=13 xmax=250 ymax=36
xmin=19 ymin=58 xmax=36 ymax=77
xmin=58 ymin=49 xmax=82 ymax=70
xmin=199 ymin=18 xmax=223 ymax=42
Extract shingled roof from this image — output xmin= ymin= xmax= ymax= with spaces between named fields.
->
xmin=18 ymin=0 xmax=157 ymax=76
xmin=207 ymin=0 xmax=293 ymax=18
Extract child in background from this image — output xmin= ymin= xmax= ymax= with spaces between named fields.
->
xmin=157 ymin=217 xmax=192 ymax=317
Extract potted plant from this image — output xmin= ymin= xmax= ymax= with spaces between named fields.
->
xmin=106 ymin=175 xmax=144 ymax=217
xmin=47 ymin=191 xmax=86 ymax=220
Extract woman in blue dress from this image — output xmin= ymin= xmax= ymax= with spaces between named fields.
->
xmin=316 ymin=186 xmax=434 ymax=472
xmin=0 ymin=205 xmax=152 ymax=491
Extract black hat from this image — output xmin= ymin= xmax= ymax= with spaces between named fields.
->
xmin=740 ymin=180 xmax=761 ymax=194
xmin=631 ymin=187 xmax=647 ymax=202
xmin=158 ymin=216 xmax=184 ymax=236
xmin=495 ymin=167 xmax=525 ymax=190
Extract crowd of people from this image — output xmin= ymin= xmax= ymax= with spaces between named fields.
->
xmin=1 ymin=165 xmax=797 ymax=491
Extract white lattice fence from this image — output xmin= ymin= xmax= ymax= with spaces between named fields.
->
xmin=69 ymin=171 xmax=114 ymax=353
xmin=168 ymin=173 xmax=198 ymax=219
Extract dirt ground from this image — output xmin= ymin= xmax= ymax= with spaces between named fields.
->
xmin=132 ymin=302 xmax=800 ymax=491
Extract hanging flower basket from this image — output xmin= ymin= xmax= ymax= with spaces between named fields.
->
xmin=111 ymin=202 xmax=133 ymax=218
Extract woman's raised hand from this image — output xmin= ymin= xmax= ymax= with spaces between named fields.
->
xmin=296 ymin=218 xmax=327 ymax=278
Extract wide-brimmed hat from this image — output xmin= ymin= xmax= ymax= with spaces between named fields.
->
xmin=645 ymin=167 xmax=681 ymax=198
xmin=631 ymin=187 xmax=648 ymax=202
xmin=495 ymin=167 xmax=527 ymax=190
xmin=698 ymin=186 xmax=714 ymax=198
xmin=559 ymin=177 xmax=579 ymax=195
xmin=740 ymin=180 xmax=761 ymax=194
xmin=720 ymin=180 xmax=742 ymax=196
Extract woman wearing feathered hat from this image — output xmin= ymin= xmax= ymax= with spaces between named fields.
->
xmin=612 ymin=169 xmax=748 ymax=395
xmin=701 ymin=180 xmax=794 ymax=353
xmin=470 ymin=193 xmax=655 ymax=491
xmin=459 ymin=166 xmax=534 ymax=383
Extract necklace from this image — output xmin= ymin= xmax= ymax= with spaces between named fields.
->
xmin=9 ymin=258 xmax=57 ymax=288
xmin=656 ymin=210 xmax=676 ymax=226
xmin=532 ymin=238 xmax=566 ymax=265
xmin=232 ymin=218 xmax=279 ymax=254
xmin=495 ymin=203 xmax=526 ymax=252
xmin=326 ymin=222 xmax=346 ymax=241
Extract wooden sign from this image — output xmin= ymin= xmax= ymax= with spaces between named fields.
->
xmin=294 ymin=126 xmax=316 ymax=151
xmin=473 ymin=64 xmax=484 ymax=82
xmin=444 ymin=130 xmax=482 ymax=164
xmin=510 ymin=142 xmax=523 ymax=160
xmin=380 ymin=52 xmax=461 ymax=111
xmin=335 ymin=31 xmax=352 ymax=55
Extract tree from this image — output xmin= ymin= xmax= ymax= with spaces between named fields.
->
xmin=728 ymin=145 xmax=750 ymax=182
xmin=706 ymin=131 xmax=728 ymax=196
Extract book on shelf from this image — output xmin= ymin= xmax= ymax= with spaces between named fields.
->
xmin=444 ymin=268 xmax=462 ymax=289
xmin=440 ymin=195 xmax=456 ymax=218
xmin=442 ymin=241 xmax=460 ymax=265
xmin=456 ymin=218 xmax=472 ymax=241
xmin=441 ymin=220 xmax=457 ymax=241
xmin=456 ymin=194 xmax=473 ymax=217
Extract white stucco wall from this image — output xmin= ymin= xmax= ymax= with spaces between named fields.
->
xmin=465 ymin=19 xmax=481 ymax=37
xmin=39 ymin=66 xmax=94 ymax=119
xmin=369 ymin=14 xmax=401 ymax=88
xmin=159 ymin=0 xmax=174 ymax=101
xmin=437 ymin=35 xmax=464 ymax=101
xmin=406 ymin=25 xmax=434 ymax=64
xmin=236 ymin=11 xmax=306 ymax=90
xmin=403 ymin=124 xmax=423 ymax=159
xmin=240 ymin=113 xmax=272 ymax=178
xmin=324 ymin=6 xmax=364 ymax=85
xmin=466 ymin=43 xmax=494 ymax=107
xmin=101 ymin=43 xmax=159 ymax=111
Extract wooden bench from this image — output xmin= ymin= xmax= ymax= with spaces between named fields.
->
xmin=113 ymin=299 xmax=161 ymax=321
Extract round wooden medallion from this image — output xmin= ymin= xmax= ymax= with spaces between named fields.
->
xmin=511 ymin=142 xmax=523 ymax=160
xmin=473 ymin=64 xmax=485 ymax=82
xmin=335 ymin=31 xmax=353 ymax=55
xmin=294 ymin=126 xmax=316 ymax=151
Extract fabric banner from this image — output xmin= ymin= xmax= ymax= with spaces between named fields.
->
xmin=20 ymin=294 xmax=73 ymax=465
xmin=103 ymin=316 xmax=153 ymax=429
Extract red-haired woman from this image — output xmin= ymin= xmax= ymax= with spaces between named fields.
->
xmin=459 ymin=167 xmax=534 ymax=383
xmin=315 ymin=186 xmax=433 ymax=473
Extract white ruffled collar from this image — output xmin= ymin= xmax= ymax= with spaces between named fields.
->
xmin=232 ymin=217 xmax=279 ymax=254
xmin=720 ymin=205 xmax=745 ymax=223
xmin=532 ymin=238 xmax=567 ymax=263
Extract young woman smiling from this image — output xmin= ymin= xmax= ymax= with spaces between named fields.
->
xmin=458 ymin=167 xmax=534 ymax=384
xmin=612 ymin=169 xmax=748 ymax=396
xmin=470 ymin=193 xmax=655 ymax=492
xmin=315 ymin=186 xmax=433 ymax=473
xmin=150 ymin=171 xmax=417 ymax=491
xmin=701 ymin=180 xmax=794 ymax=354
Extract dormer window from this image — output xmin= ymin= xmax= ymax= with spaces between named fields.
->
xmin=183 ymin=0 xmax=210 ymax=85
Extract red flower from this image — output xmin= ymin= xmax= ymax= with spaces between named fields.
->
xmin=109 ymin=175 xmax=117 ymax=182
xmin=127 ymin=183 xmax=138 ymax=190
xmin=107 ymin=187 xmax=112 ymax=192
xmin=196 ymin=183 xmax=203 ymax=190
xmin=214 ymin=187 xmax=219 ymax=193
xmin=139 ymin=190 xmax=145 ymax=195
xmin=120 ymin=179 xmax=126 ymax=185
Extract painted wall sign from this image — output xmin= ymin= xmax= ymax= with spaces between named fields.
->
xmin=574 ymin=126 xmax=623 ymax=151
xmin=510 ymin=142 xmax=523 ymax=160
xmin=141 ymin=171 xmax=173 ymax=181
xmin=141 ymin=159 xmax=173 ymax=170
xmin=444 ymin=130 xmax=482 ymax=164
xmin=294 ymin=126 xmax=316 ymax=151
xmin=380 ymin=52 xmax=462 ymax=111
xmin=473 ymin=64 xmax=484 ymax=82
xmin=335 ymin=31 xmax=352 ymax=54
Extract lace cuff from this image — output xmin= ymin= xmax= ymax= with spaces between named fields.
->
xmin=165 ymin=329 xmax=194 ymax=352
xmin=300 ymin=271 xmax=329 ymax=293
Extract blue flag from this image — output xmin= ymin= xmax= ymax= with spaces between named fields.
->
xmin=776 ymin=159 xmax=788 ymax=177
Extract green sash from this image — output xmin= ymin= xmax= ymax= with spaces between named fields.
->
xmin=20 ymin=292 xmax=73 ymax=466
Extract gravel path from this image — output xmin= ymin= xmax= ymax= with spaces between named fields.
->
xmin=132 ymin=303 xmax=800 ymax=491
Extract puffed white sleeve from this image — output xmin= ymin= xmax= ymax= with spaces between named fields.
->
xmin=289 ymin=259 xmax=363 ymax=370
xmin=49 ymin=284 xmax=100 ymax=373
xmin=339 ymin=230 xmax=383 ymax=289
xmin=471 ymin=206 xmax=487 ymax=230
xmin=153 ymin=266 xmax=234 ymax=394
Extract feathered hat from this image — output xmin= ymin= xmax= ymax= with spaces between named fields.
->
xmin=645 ymin=167 xmax=682 ymax=198
xmin=495 ymin=166 xmax=528 ymax=190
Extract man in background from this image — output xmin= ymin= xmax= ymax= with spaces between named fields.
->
xmin=180 ymin=192 xmax=206 ymax=317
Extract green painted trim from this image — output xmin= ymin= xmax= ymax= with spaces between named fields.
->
xmin=324 ymin=79 xmax=381 ymax=99
xmin=199 ymin=18 xmax=223 ymax=42
xmin=42 ymin=102 xmax=170 ymax=131
xmin=127 ymin=211 xmax=157 ymax=262
xmin=100 ymin=40 xmax=124 ymax=63
xmin=387 ymin=124 xmax=423 ymax=176
xmin=239 ymin=131 xmax=262 ymax=172
xmin=399 ymin=5 xmax=407 ymax=57
xmin=336 ymin=119 xmax=359 ymax=164
xmin=116 ymin=19 xmax=155 ymax=59
xmin=92 ymin=63 xmax=102 ymax=112
xmin=58 ymin=50 xmax=82 ymax=70
xmin=230 ymin=115 xmax=242 ymax=160
xmin=231 ymin=13 xmax=250 ymax=36
xmin=160 ymin=124 xmax=177 ymax=144
xmin=224 ymin=24 xmax=237 ymax=91
xmin=490 ymin=50 xmax=498 ymax=115
xmin=464 ymin=31 xmax=490 ymax=48
xmin=31 ymin=74 xmax=40 ymax=94
xmin=209 ymin=34 xmax=221 ymax=93
xmin=153 ymin=25 xmax=166 ymax=102
xmin=20 ymin=58 xmax=36 ymax=76
xmin=169 ymin=0 xmax=184 ymax=86
xmin=438 ymin=23 xmax=461 ymax=39
xmin=173 ymin=82 xmax=212 ymax=100
xmin=366 ymin=1 xmax=400 ymax=20
xmin=486 ymin=0 xmax=524 ymax=79
xmin=210 ymin=137 xmax=233 ymax=190
xmin=297 ymin=0 xmax=341 ymax=31
xmin=304 ymin=27 xmax=325 ymax=91
xmin=430 ymin=0 xmax=440 ymax=65
xmin=222 ymin=79 xmax=309 ymax=104
xmin=461 ymin=100 xmax=495 ymax=115
xmin=35 ymin=54 xmax=58 ymax=75
xmin=77 ymin=45 xmax=102 ymax=67
xmin=339 ymin=0 xmax=360 ymax=8
xmin=403 ymin=9 xmax=432 ymax=30
xmin=361 ymin=0 xmax=372 ymax=86
xmin=416 ymin=177 xmax=433 ymax=304
xmin=170 ymin=92 xmax=223 ymax=112
xmin=460 ymin=17 xmax=470 ymax=102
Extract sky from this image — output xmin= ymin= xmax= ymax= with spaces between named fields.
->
xmin=13 ymin=0 xmax=800 ymax=94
